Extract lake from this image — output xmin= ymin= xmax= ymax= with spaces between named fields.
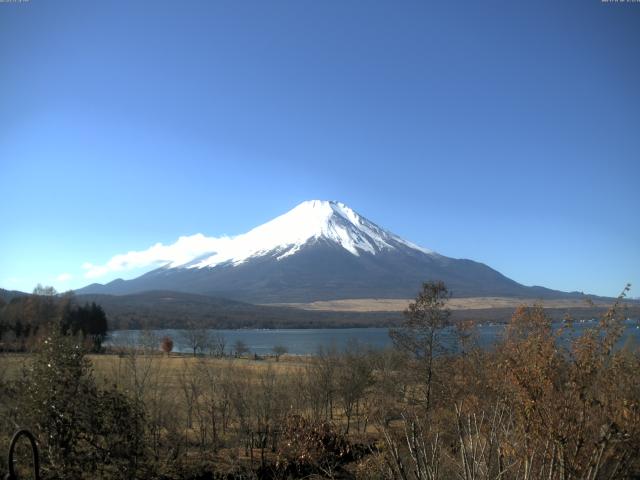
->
xmin=106 ymin=319 xmax=640 ymax=356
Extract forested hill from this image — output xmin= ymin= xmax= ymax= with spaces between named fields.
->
xmin=0 ymin=288 xmax=28 ymax=303
xmin=3 ymin=288 xmax=637 ymax=331
xmin=76 ymin=290 xmax=640 ymax=330
xmin=75 ymin=290 xmax=401 ymax=329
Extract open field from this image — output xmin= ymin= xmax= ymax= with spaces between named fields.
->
xmin=267 ymin=296 xmax=619 ymax=312
xmin=0 ymin=352 xmax=308 ymax=386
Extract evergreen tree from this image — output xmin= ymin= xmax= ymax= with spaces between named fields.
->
xmin=19 ymin=322 xmax=145 ymax=479
xmin=20 ymin=322 xmax=98 ymax=478
xmin=61 ymin=302 xmax=108 ymax=352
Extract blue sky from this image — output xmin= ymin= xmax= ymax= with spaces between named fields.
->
xmin=1 ymin=0 xmax=638 ymax=298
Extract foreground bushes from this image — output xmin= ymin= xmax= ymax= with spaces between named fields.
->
xmin=12 ymin=323 xmax=147 ymax=479
xmin=378 ymin=285 xmax=640 ymax=480
xmin=0 ymin=285 xmax=638 ymax=479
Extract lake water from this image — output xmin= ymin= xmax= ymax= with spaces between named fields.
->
xmin=106 ymin=320 xmax=640 ymax=356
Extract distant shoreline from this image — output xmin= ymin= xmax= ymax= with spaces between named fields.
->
xmin=264 ymin=296 xmax=622 ymax=312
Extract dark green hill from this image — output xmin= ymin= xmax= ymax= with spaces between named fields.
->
xmin=75 ymin=290 xmax=401 ymax=329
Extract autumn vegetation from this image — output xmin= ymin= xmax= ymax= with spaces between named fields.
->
xmin=0 ymin=282 xmax=638 ymax=479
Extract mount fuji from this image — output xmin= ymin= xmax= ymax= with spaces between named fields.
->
xmin=76 ymin=200 xmax=578 ymax=303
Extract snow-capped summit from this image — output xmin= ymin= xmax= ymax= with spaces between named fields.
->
xmin=171 ymin=200 xmax=434 ymax=269
xmin=77 ymin=200 xmax=570 ymax=303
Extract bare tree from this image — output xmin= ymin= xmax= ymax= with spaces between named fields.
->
xmin=180 ymin=327 xmax=211 ymax=357
xmin=308 ymin=345 xmax=339 ymax=421
xmin=178 ymin=359 xmax=201 ymax=431
xmin=194 ymin=359 xmax=228 ymax=451
xmin=380 ymin=411 xmax=442 ymax=480
xmin=272 ymin=344 xmax=287 ymax=361
xmin=139 ymin=329 xmax=161 ymax=354
xmin=233 ymin=339 xmax=249 ymax=357
xmin=208 ymin=331 xmax=226 ymax=357
xmin=336 ymin=342 xmax=373 ymax=434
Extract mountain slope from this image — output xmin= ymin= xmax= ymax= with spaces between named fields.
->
xmin=76 ymin=200 xmax=584 ymax=302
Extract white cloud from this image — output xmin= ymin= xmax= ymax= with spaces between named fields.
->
xmin=82 ymin=233 xmax=227 ymax=279
xmin=57 ymin=273 xmax=73 ymax=282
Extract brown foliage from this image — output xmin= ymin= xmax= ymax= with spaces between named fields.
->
xmin=274 ymin=414 xmax=363 ymax=478
xmin=160 ymin=336 xmax=174 ymax=355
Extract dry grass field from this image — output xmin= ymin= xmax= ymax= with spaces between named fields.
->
xmin=268 ymin=296 xmax=614 ymax=312
xmin=0 ymin=352 xmax=308 ymax=387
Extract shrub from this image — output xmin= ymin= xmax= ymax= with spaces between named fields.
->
xmin=18 ymin=322 xmax=147 ymax=479
xmin=160 ymin=335 xmax=174 ymax=355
